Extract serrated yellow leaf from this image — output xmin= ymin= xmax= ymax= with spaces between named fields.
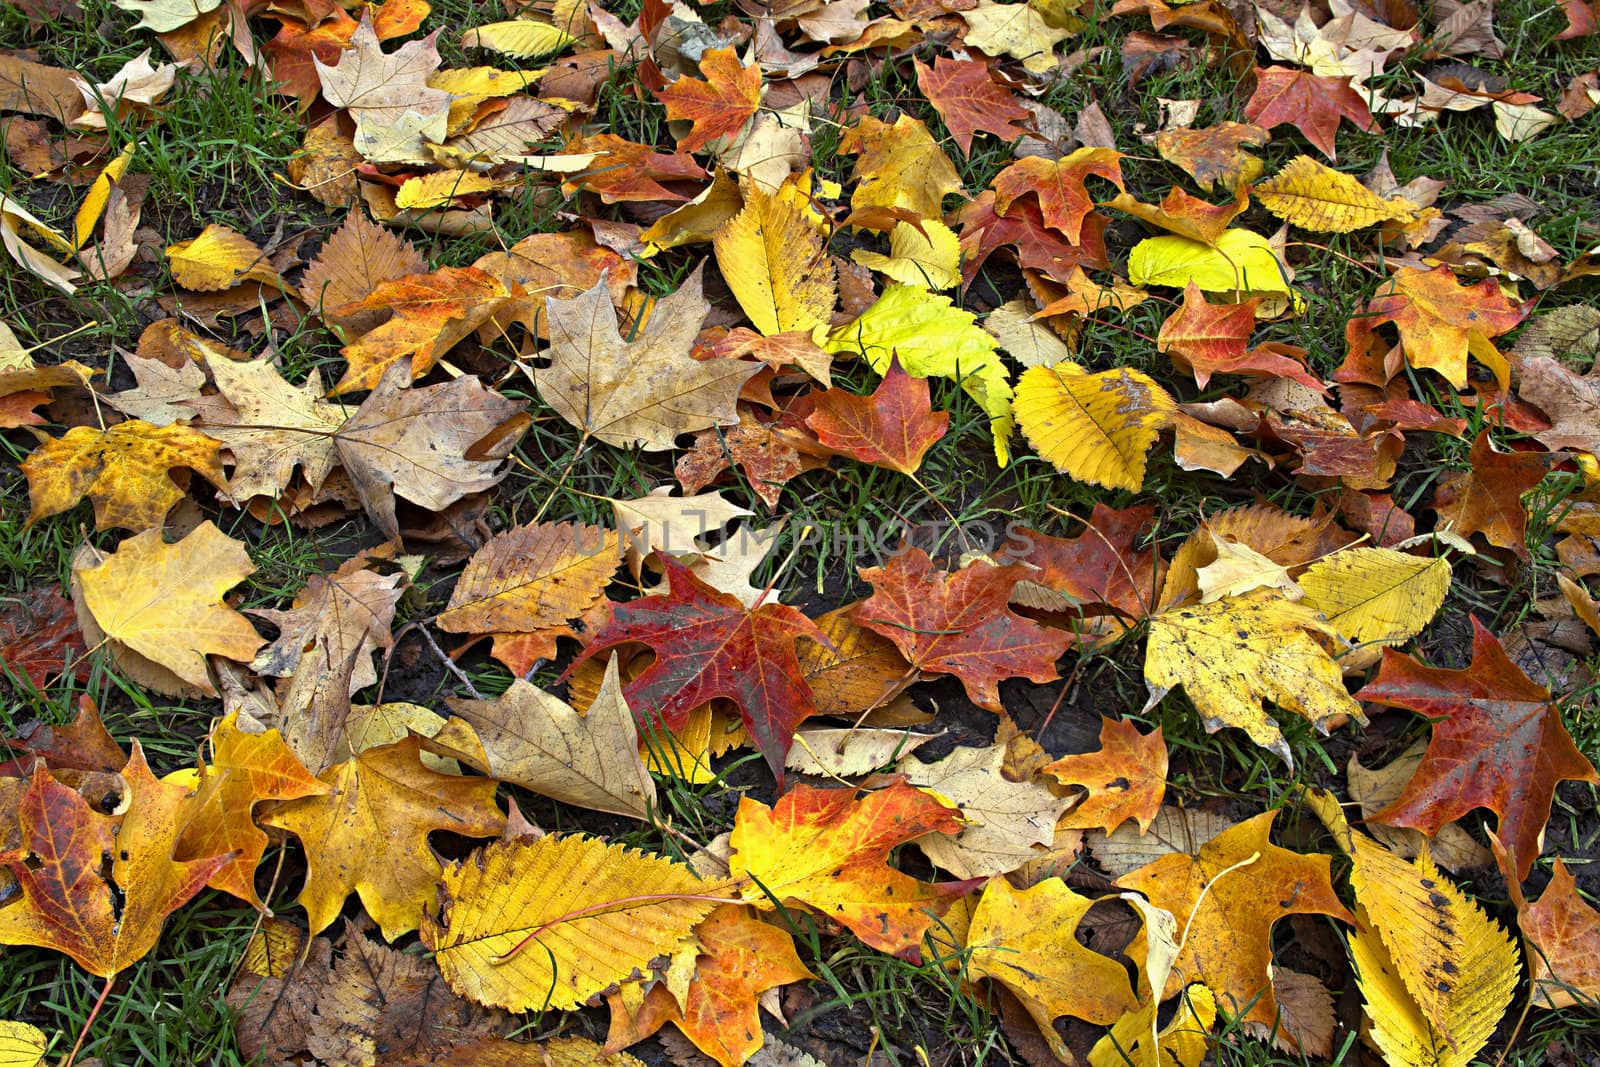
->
xmin=394 ymin=170 xmax=499 ymax=210
xmin=826 ymin=283 xmax=1014 ymax=464
xmin=713 ymin=171 xmax=836 ymax=336
xmin=73 ymin=141 xmax=134 ymax=250
xmin=1300 ymin=547 xmax=1450 ymax=648
xmin=1255 ymin=155 xmax=1420 ymax=233
xmin=166 ymin=224 xmax=285 ymax=292
xmin=851 ymin=219 xmax=962 ymax=289
xmin=1128 ymin=228 xmax=1292 ymax=296
xmin=1145 ymin=594 xmax=1363 ymax=768
xmin=460 ymin=18 xmax=575 ymax=57
xmin=422 ymin=835 xmax=723 ymax=1011
xmin=0 ymin=1021 xmax=47 ymax=1067
xmin=1013 ymin=361 xmax=1175 ymax=490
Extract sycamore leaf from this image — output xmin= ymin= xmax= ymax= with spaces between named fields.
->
xmin=1244 ymin=67 xmax=1377 ymax=160
xmin=174 ymin=713 xmax=329 ymax=909
xmin=0 ymin=747 xmax=231 ymax=977
xmin=826 ymin=283 xmax=1013 ymax=464
xmin=992 ymin=148 xmax=1125 ymax=245
xmin=728 ymin=781 xmax=969 ymax=959
xmin=657 ymin=48 xmax=762 ymax=154
xmin=804 ymin=354 xmax=948 ymax=474
xmin=1255 ymin=155 xmax=1418 ymax=233
xmin=1047 ymin=718 xmax=1168 ymax=835
xmin=1128 ymin=228 xmax=1292 ymax=296
xmin=967 ymin=877 xmax=1141 ymax=1059
xmin=851 ymin=219 xmax=962 ymax=289
xmin=74 ymin=521 xmax=263 ymax=695
xmin=438 ymin=521 xmax=619 ymax=635
xmin=422 ymin=834 xmax=719 ymax=1011
xmin=713 ymin=171 xmax=836 ymax=336
xmin=190 ymin=354 xmax=348 ymax=503
xmin=1356 ymin=617 xmax=1599 ymax=881
xmin=443 ymin=657 xmax=657 ymax=820
xmin=1364 ymin=266 xmax=1524 ymax=388
xmin=1145 ymin=593 xmax=1363 ymax=768
xmin=1115 ymin=810 xmax=1353 ymax=1032
xmin=1298 ymin=547 xmax=1450 ymax=648
xmin=22 ymin=420 xmax=224 ymax=532
xmin=535 ymin=270 xmax=758 ymax=450
xmin=898 ymin=742 xmax=1072 ymax=878
xmin=261 ymin=735 xmax=504 ymax=939
xmin=853 ymin=547 xmax=1074 ymax=712
xmin=1013 ymin=360 xmax=1176 ymax=490
xmin=166 ymin=224 xmax=285 ymax=292
xmin=913 ymin=55 xmax=1029 ymax=157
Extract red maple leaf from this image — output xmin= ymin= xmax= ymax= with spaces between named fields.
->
xmin=1009 ymin=503 xmax=1165 ymax=621
xmin=1358 ymin=617 xmax=1599 ymax=880
xmin=562 ymin=134 xmax=707 ymax=203
xmin=913 ymin=56 xmax=1030 ymax=159
xmin=0 ymin=588 xmax=89 ymax=691
xmin=654 ymin=47 xmax=763 ymax=154
xmin=569 ymin=557 xmax=827 ymax=778
xmin=852 ymin=548 xmax=1073 ymax=711
xmin=805 ymin=355 xmax=949 ymax=475
xmin=1243 ymin=67 xmax=1377 ymax=160
xmin=953 ymin=192 xmax=1111 ymax=286
xmin=1430 ymin=431 xmax=1556 ymax=559
xmin=991 ymin=148 xmax=1125 ymax=244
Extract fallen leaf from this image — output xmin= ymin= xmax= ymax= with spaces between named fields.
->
xmin=913 ymin=55 xmax=1029 ymax=158
xmin=1047 ymin=718 xmax=1168 ymax=834
xmin=839 ymin=113 xmax=961 ymax=220
xmin=992 ymin=148 xmax=1125 ymax=245
xmin=1255 ymin=155 xmax=1419 ymax=233
xmin=315 ymin=16 xmax=451 ymax=162
xmin=1298 ymin=546 xmax=1450 ymax=649
xmin=1502 ymin=853 xmax=1600 ymax=1009
xmin=804 ymin=354 xmax=948 ymax=475
xmin=657 ymin=48 xmax=762 ymax=154
xmin=960 ymin=0 xmax=1074 ymax=74
xmin=437 ymin=521 xmax=619 ymax=635
xmin=1243 ymin=67 xmax=1377 ymax=159
xmin=714 ymin=171 xmax=836 ymax=336
xmin=166 ymin=224 xmax=285 ymax=292
xmin=1128 ymin=228 xmax=1292 ymax=297
xmin=1089 ymin=985 xmax=1216 ymax=1067
xmin=22 ymin=420 xmax=225 ymax=532
xmin=1348 ymin=741 xmax=1494 ymax=870
xmin=850 ymin=219 xmax=963 ymax=290
xmin=1154 ymin=122 xmax=1269 ymax=192
xmin=1013 ymin=360 xmax=1177 ymax=490
xmin=1363 ymin=265 xmax=1524 ymax=387
xmin=1430 ymin=431 xmax=1554 ymax=558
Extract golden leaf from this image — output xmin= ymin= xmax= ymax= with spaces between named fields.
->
xmin=712 ymin=171 xmax=836 ymax=336
xmin=166 ymin=223 xmax=285 ymax=292
xmin=460 ymin=18 xmax=576 ymax=58
xmin=1128 ymin=228 xmax=1292 ymax=297
xmin=22 ymin=419 xmax=225 ymax=532
xmin=1299 ymin=547 xmax=1450 ymax=648
xmin=1089 ymin=986 xmax=1217 ymax=1067
xmin=0 ymin=1021 xmax=47 ymax=1067
xmin=1255 ymin=155 xmax=1420 ymax=233
xmin=851 ymin=219 xmax=962 ymax=290
xmin=422 ymin=834 xmax=720 ymax=1011
xmin=1013 ymin=361 xmax=1176 ymax=490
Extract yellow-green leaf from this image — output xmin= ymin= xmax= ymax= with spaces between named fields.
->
xmin=0 ymin=1021 xmax=47 ymax=1067
xmin=1255 ymin=155 xmax=1419 ymax=234
xmin=421 ymin=834 xmax=721 ymax=1012
xmin=1013 ymin=361 xmax=1175 ymax=490
xmin=1128 ymin=228 xmax=1292 ymax=296
xmin=713 ymin=171 xmax=836 ymax=336
xmin=1300 ymin=547 xmax=1450 ymax=648
xmin=1145 ymin=594 xmax=1363 ymax=768
xmin=851 ymin=219 xmax=962 ymax=290
xmin=460 ymin=18 xmax=576 ymax=57
xmin=826 ymin=283 xmax=1014 ymax=464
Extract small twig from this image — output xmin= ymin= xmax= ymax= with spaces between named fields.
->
xmin=403 ymin=621 xmax=484 ymax=700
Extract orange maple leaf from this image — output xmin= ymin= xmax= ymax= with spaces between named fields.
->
xmin=655 ymin=47 xmax=762 ymax=154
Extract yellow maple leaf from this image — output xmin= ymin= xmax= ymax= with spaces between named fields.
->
xmin=22 ymin=419 xmax=225 ymax=532
xmin=960 ymin=0 xmax=1074 ymax=74
xmin=1089 ymin=986 xmax=1217 ymax=1067
xmin=1144 ymin=593 xmax=1364 ymax=767
xmin=826 ymin=283 xmax=1013 ymax=463
xmin=713 ymin=171 xmax=836 ymax=336
xmin=1299 ymin=547 xmax=1450 ymax=649
xmin=74 ymin=521 xmax=264 ymax=694
xmin=1254 ymin=155 xmax=1420 ymax=233
xmin=851 ymin=219 xmax=962 ymax=290
xmin=166 ymin=224 xmax=285 ymax=292
xmin=393 ymin=170 xmax=500 ymax=210
xmin=839 ymin=114 xmax=961 ymax=220
xmin=1013 ymin=361 xmax=1176 ymax=490
xmin=422 ymin=833 xmax=722 ymax=1011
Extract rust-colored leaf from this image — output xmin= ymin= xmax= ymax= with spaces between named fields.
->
xmin=805 ymin=354 xmax=949 ymax=475
xmin=914 ymin=55 xmax=1029 ymax=158
xmin=655 ymin=48 xmax=762 ymax=154
xmin=1243 ymin=67 xmax=1377 ymax=160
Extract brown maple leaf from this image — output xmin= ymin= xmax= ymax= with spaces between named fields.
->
xmin=1430 ymin=431 xmax=1556 ymax=558
xmin=804 ymin=354 xmax=949 ymax=475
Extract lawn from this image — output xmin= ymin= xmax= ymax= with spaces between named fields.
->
xmin=2 ymin=0 xmax=1600 ymax=1063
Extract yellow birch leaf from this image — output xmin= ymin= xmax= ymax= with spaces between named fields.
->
xmin=1254 ymin=155 xmax=1419 ymax=233
xmin=1013 ymin=361 xmax=1176 ymax=490
xmin=1127 ymin=228 xmax=1292 ymax=296
xmin=851 ymin=219 xmax=962 ymax=290
xmin=826 ymin=283 xmax=1014 ymax=464
xmin=166 ymin=224 xmax=285 ymax=292
xmin=460 ymin=18 xmax=575 ymax=57
xmin=1299 ymin=547 xmax=1450 ymax=648
xmin=73 ymin=141 xmax=134 ymax=250
xmin=713 ymin=171 xmax=836 ymax=336
xmin=1144 ymin=593 xmax=1363 ymax=768
xmin=421 ymin=834 xmax=721 ymax=1011
xmin=393 ymin=170 xmax=499 ymax=210
xmin=0 ymin=1022 xmax=47 ymax=1067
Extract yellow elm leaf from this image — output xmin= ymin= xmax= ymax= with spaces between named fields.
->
xmin=712 ymin=171 xmax=836 ymax=336
xmin=1013 ymin=361 xmax=1176 ymax=490
xmin=459 ymin=18 xmax=576 ymax=57
xmin=1254 ymin=155 xmax=1420 ymax=233
xmin=393 ymin=171 xmax=499 ymax=210
xmin=851 ymin=219 xmax=962 ymax=290
xmin=1299 ymin=547 xmax=1450 ymax=648
xmin=166 ymin=224 xmax=286 ymax=292
xmin=421 ymin=834 xmax=721 ymax=1011
xmin=0 ymin=1021 xmax=47 ymax=1067
xmin=73 ymin=141 xmax=134 ymax=250
xmin=74 ymin=521 xmax=264 ymax=694
xmin=21 ymin=420 xmax=225 ymax=532
xmin=1145 ymin=593 xmax=1364 ymax=768
xmin=1128 ymin=228 xmax=1292 ymax=296
xmin=826 ymin=283 xmax=1013 ymax=464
